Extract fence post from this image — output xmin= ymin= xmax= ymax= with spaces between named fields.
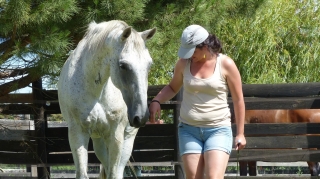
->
xmin=32 ymin=79 xmax=50 ymax=179
xmin=173 ymin=88 xmax=184 ymax=179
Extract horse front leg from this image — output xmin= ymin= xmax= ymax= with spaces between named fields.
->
xmin=248 ymin=161 xmax=257 ymax=176
xmin=92 ymin=137 xmax=109 ymax=179
xmin=239 ymin=161 xmax=248 ymax=176
xmin=106 ymin=135 xmax=123 ymax=179
xmin=117 ymin=125 xmax=139 ymax=178
xmin=68 ymin=124 xmax=90 ymax=179
xmin=307 ymin=161 xmax=320 ymax=176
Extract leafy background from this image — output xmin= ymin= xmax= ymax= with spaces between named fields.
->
xmin=1 ymin=0 xmax=320 ymax=122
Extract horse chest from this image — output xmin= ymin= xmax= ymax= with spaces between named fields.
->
xmin=75 ymin=102 xmax=127 ymax=137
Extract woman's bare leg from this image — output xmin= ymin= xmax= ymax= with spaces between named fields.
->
xmin=182 ymin=153 xmax=205 ymax=179
xmin=204 ymin=150 xmax=229 ymax=179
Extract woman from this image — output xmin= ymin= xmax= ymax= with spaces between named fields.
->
xmin=149 ymin=24 xmax=246 ymax=179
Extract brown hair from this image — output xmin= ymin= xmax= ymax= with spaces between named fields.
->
xmin=196 ymin=34 xmax=222 ymax=55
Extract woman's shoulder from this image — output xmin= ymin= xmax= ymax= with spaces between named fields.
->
xmin=219 ymin=54 xmax=236 ymax=69
xmin=175 ymin=58 xmax=188 ymax=69
xmin=177 ymin=58 xmax=188 ymax=64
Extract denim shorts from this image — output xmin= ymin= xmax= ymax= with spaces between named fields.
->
xmin=178 ymin=122 xmax=233 ymax=156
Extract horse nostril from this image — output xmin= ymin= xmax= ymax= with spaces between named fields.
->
xmin=133 ymin=116 xmax=141 ymax=127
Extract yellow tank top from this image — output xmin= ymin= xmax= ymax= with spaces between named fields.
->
xmin=179 ymin=54 xmax=231 ymax=127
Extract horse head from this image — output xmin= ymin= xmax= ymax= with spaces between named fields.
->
xmin=106 ymin=21 xmax=156 ymax=128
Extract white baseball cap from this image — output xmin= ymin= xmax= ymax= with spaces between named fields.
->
xmin=178 ymin=25 xmax=209 ymax=59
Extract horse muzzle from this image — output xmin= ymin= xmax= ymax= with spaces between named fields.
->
xmin=129 ymin=110 xmax=149 ymax=128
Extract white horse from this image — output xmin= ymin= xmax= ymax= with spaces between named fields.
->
xmin=58 ymin=20 xmax=156 ymax=179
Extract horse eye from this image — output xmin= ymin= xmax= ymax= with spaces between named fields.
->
xmin=119 ymin=62 xmax=127 ymax=70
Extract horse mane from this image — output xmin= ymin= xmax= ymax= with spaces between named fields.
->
xmin=82 ymin=20 xmax=146 ymax=55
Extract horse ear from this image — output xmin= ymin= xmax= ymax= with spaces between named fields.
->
xmin=121 ymin=27 xmax=132 ymax=41
xmin=140 ymin=28 xmax=157 ymax=41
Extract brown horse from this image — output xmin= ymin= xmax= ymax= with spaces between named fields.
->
xmin=239 ymin=109 xmax=320 ymax=176
xmin=244 ymin=109 xmax=320 ymax=123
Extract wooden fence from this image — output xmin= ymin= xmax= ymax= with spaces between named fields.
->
xmin=1 ymin=82 xmax=320 ymax=179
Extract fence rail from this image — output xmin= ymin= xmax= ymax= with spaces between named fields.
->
xmin=1 ymin=82 xmax=320 ymax=179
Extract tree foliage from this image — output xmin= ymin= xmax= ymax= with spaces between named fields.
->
xmin=0 ymin=0 xmax=152 ymax=96
xmin=0 ymin=0 xmax=80 ymax=95
xmin=219 ymin=0 xmax=320 ymax=83
xmin=0 ymin=0 xmax=319 ymax=97
xmin=145 ymin=0 xmax=320 ymax=84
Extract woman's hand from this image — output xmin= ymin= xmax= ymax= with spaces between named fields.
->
xmin=235 ymin=134 xmax=246 ymax=150
xmin=148 ymin=100 xmax=162 ymax=124
xmin=146 ymin=119 xmax=164 ymax=124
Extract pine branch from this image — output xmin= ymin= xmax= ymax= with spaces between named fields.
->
xmin=0 ymin=74 xmax=41 ymax=97
xmin=0 ymin=68 xmax=29 ymax=79
xmin=0 ymin=39 xmax=12 ymax=53
xmin=0 ymin=36 xmax=31 ymax=64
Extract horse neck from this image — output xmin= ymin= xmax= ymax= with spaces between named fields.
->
xmin=80 ymin=51 xmax=112 ymax=97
